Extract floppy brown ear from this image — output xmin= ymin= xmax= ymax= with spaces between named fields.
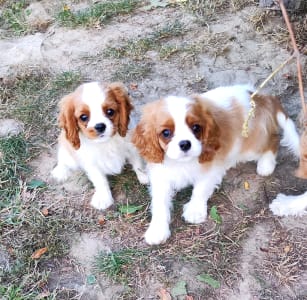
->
xmin=197 ymin=103 xmax=221 ymax=163
xmin=58 ymin=94 xmax=80 ymax=149
xmin=108 ymin=82 xmax=133 ymax=137
xmin=132 ymin=118 xmax=164 ymax=164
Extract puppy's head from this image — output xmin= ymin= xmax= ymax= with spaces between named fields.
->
xmin=132 ymin=96 xmax=220 ymax=164
xmin=58 ymin=82 xmax=133 ymax=149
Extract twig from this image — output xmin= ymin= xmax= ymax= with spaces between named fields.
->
xmin=276 ymin=0 xmax=306 ymax=123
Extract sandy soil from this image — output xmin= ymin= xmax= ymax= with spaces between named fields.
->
xmin=1 ymin=1 xmax=306 ymax=299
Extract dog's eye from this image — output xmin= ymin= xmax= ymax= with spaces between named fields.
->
xmin=80 ymin=114 xmax=88 ymax=122
xmin=106 ymin=108 xmax=115 ymax=117
xmin=192 ymin=124 xmax=201 ymax=134
xmin=162 ymin=129 xmax=172 ymax=138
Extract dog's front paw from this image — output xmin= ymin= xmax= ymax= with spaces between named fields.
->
xmin=270 ymin=193 xmax=307 ymax=217
xmin=51 ymin=165 xmax=70 ymax=182
xmin=144 ymin=223 xmax=171 ymax=245
xmin=90 ymin=191 xmax=114 ymax=210
xmin=182 ymin=202 xmax=207 ymax=224
xmin=257 ymin=152 xmax=276 ymax=176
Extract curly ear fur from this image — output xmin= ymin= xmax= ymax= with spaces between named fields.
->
xmin=59 ymin=94 xmax=80 ymax=149
xmin=108 ymin=82 xmax=133 ymax=137
xmin=195 ymin=100 xmax=221 ymax=163
xmin=132 ymin=116 xmax=164 ymax=164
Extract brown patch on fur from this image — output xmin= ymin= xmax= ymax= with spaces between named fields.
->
xmin=58 ymin=92 xmax=81 ymax=149
xmin=190 ymin=97 xmax=221 ymax=163
xmin=241 ymin=95 xmax=284 ymax=155
xmin=106 ymin=82 xmax=133 ymax=137
xmin=132 ymin=100 xmax=169 ymax=163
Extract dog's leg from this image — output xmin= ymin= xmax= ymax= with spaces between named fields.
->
xmin=85 ymin=167 xmax=114 ymax=210
xmin=256 ymin=150 xmax=277 ymax=176
xmin=128 ymin=146 xmax=149 ymax=185
xmin=51 ymin=145 xmax=78 ymax=182
xmin=270 ymin=192 xmax=307 ymax=216
xmin=144 ymin=168 xmax=173 ymax=245
xmin=183 ymin=168 xmax=224 ymax=224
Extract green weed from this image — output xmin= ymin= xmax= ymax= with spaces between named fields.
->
xmin=0 ymin=0 xmax=30 ymax=35
xmin=56 ymin=0 xmax=138 ymax=27
xmin=104 ymin=20 xmax=186 ymax=60
xmin=94 ymin=248 xmax=146 ymax=281
xmin=110 ymin=61 xmax=153 ymax=81
xmin=0 ymin=70 xmax=84 ymax=298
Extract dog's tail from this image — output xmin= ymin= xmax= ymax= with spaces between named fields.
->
xmin=276 ymin=111 xmax=300 ymax=157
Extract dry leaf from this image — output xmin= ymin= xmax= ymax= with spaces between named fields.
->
xmin=244 ymin=181 xmax=250 ymax=190
xmin=130 ymin=83 xmax=138 ymax=90
xmin=31 ymin=247 xmax=48 ymax=259
xmin=41 ymin=207 xmax=49 ymax=217
xmin=98 ymin=215 xmax=106 ymax=225
xmin=284 ymin=245 xmax=291 ymax=253
xmin=158 ymin=288 xmax=172 ymax=300
xmin=36 ymin=291 xmax=50 ymax=299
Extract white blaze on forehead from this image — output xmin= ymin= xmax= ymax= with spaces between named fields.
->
xmin=165 ymin=96 xmax=192 ymax=125
xmin=81 ymin=82 xmax=107 ymax=127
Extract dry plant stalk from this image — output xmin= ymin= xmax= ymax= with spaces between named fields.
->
xmin=276 ymin=0 xmax=307 ymax=178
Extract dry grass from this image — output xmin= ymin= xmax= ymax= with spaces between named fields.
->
xmin=261 ymin=228 xmax=307 ymax=287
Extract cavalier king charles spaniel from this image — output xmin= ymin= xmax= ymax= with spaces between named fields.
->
xmin=51 ymin=82 xmax=148 ymax=210
xmin=132 ymin=84 xmax=300 ymax=245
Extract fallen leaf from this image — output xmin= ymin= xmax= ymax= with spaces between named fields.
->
xmin=130 ymin=83 xmax=138 ymax=90
xmin=118 ymin=204 xmax=144 ymax=215
xmin=197 ymin=273 xmax=220 ymax=288
xmin=36 ymin=291 xmax=50 ymax=299
xmin=41 ymin=207 xmax=49 ymax=217
xmin=209 ymin=206 xmax=222 ymax=224
xmin=158 ymin=288 xmax=172 ymax=300
xmin=98 ymin=215 xmax=106 ymax=225
xmin=244 ymin=181 xmax=250 ymax=190
xmin=86 ymin=274 xmax=96 ymax=285
xmin=27 ymin=179 xmax=46 ymax=190
xmin=284 ymin=245 xmax=291 ymax=253
xmin=31 ymin=247 xmax=48 ymax=259
xmin=171 ymin=280 xmax=187 ymax=297
xmin=260 ymin=247 xmax=269 ymax=252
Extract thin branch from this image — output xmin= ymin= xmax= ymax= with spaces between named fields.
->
xmin=276 ymin=0 xmax=306 ymax=122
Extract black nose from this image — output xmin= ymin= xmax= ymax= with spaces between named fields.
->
xmin=94 ymin=123 xmax=106 ymax=133
xmin=179 ymin=140 xmax=191 ymax=152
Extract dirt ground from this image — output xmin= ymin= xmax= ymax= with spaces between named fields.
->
xmin=1 ymin=0 xmax=307 ymax=299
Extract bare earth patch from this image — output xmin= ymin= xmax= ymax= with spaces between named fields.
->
xmin=0 ymin=1 xmax=306 ymax=299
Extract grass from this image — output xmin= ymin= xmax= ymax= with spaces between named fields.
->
xmin=110 ymin=61 xmax=153 ymax=82
xmin=94 ymin=248 xmax=146 ymax=281
xmin=103 ymin=20 xmax=186 ymax=60
xmin=0 ymin=70 xmax=84 ymax=299
xmin=0 ymin=0 xmax=31 ymax=36
xmin=184 ymin=0 xmax=229 ymax=22
xmin=56 ymin=0 xmax=138 ymax=28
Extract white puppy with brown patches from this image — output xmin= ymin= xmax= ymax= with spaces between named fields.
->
xmin=132 ymin=85 xmax=299 ymax=245
xmin=51 ymin=82 xmax=148 ymax=210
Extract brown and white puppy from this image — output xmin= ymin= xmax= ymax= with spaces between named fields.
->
xmin=132 ymin=84 xmax=299 ymax=245
xmin=51 ymin=82 xmax=148 ymax=209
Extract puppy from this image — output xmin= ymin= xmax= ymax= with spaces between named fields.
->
xmin=132 ymin=84 xmax=300 ymax=245
xmin=51 ymin=82 xmax=148 ymax=210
